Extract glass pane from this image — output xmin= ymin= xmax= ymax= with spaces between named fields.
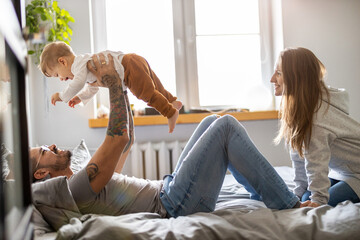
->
xmin=195 ymin=0 xmax=259 ymax=35
xmin=196 ymin=35 xmax=265 ymax=108
xmin=105 ymin=0 xmax=176 ymax=111
xmin=0 ymin=32 xmax=24 ymax=237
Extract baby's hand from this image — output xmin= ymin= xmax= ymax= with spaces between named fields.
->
xmin=68 ymin=96 xmax=82 ymax=108
xmin=51 ymin=93 xmax=62 ymax=106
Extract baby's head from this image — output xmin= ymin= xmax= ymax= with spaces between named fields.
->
xmin=39 ymin=41 xmax=75 ymax=80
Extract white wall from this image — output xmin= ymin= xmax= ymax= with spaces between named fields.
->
xmin=282 ymin=0 xmax=360 ymax=121
xmin=27 ymin=0 xmax=97 ymax=149
xmin=27 ymin=0 xmax=360 ymax=170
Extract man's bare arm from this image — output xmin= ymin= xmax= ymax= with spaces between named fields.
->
xmin=85 ymin=53 xmax=130 ymax=193
xmin=115 ymin=91 xmax=135 ymax=173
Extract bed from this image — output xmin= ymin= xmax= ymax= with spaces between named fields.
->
xmin=29 ymin=140 xmax=360 ymax=240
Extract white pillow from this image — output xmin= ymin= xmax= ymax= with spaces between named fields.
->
xmin=70 ymin=139 xmax=91 ymax=174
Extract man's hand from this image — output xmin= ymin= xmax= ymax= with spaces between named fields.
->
xmin=51 ymin=92 xmax=62 ymax=105
xmin=68 ymin=96 xmax=82 ymax=108
xmin=87 ymin=53 xmax=119 ymax=88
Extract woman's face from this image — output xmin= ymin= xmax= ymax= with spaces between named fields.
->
xmin=270 ymin=62 xmax=284 ymax=96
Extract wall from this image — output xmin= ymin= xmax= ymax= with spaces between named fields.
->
xmin=282 ymin=0 xmax=360 ymax=121
xmin=26 ymin=0 xmax=360 ymax=171
xmin=27 ymin=0 xmax=96 ymax=149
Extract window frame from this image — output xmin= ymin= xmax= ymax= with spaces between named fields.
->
xmin=90 ymin=0 xmax=283 ymax=113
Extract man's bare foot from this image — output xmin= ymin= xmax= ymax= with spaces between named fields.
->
xmin=171 ymin=100 xmax=183 ymax=111
xmin=168 ymin=109 xmax=179 ymax=133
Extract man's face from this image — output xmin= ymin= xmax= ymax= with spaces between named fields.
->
xmin=30 ymin=144 xmax=73 ymax=179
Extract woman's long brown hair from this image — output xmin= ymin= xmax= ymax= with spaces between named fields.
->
xmin=274 ymin=47 xmax=329 ymax=157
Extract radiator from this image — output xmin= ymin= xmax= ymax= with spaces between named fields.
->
xmin=124 ymin=141 xmax=187 ymax=180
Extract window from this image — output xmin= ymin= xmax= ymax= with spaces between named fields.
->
xmin=92 ymin=0 xmax=282 ymax=113
xmin=105 ymin=0 xmax=176 ymax=111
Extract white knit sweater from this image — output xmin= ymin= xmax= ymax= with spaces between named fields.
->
xmin=291 ymin=86 xmax=360 ymax=205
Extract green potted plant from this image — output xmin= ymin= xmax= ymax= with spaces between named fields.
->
xmin=25 ymin=0 xmax=75 ymax=63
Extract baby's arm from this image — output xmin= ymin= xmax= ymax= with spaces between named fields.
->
xmin=77 ymin=83 xmax=99 ymax=105
xmin=59 ymin=65 xmax=89 ymax=103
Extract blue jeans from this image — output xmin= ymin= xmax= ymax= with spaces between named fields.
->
xmin=160 ymin=115 xmax=299 ymax=217
xmin=301 ymin=178 xmax=360 ymax=207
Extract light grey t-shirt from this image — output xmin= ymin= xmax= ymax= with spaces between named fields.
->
xmin=69 ymin=168 xmax=167 ymax=217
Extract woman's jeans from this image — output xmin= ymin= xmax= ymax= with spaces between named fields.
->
xmin=301 ymin=178 xmax=360 ymax=207
xmin=160 ymin=115 xmax=299 ymax=217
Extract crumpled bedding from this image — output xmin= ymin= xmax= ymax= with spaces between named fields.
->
xmin=55 ymin=201 xmax=360 ymax=240
xmin=33 ymin=167 xmax=360 ymax=240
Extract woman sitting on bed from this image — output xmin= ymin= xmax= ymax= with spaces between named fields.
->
xmin=30 ymin=52 xmax=301 ymax=221
xmin=271 ymin=47 xmax=360 ymax=207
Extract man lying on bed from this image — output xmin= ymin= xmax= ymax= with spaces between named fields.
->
xmin=29 ymin=53 xmax=301 ymax=221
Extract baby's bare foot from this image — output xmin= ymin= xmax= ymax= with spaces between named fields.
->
xmin=168 ymin=109 xmax=179 ymax=133
xmin=171 ymin=100 xmax=183 ymax=111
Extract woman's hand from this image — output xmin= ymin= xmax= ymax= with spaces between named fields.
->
xmin=300 ymin=200 xmax=320 ymax=208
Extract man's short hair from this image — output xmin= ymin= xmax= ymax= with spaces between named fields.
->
xmin=39 ymin=41 xmax=74 ymax=77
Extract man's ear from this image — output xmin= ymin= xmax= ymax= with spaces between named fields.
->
xmin=58 ymin=57 xmax=67 ymax=66
xmin=34 ymin=168 xmax=50 ymax=180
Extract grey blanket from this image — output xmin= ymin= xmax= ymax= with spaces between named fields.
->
xmin=33 ymin=167 xmax=360 ymax=240
xmin=56 ymin=201 xmax=360 ymax=240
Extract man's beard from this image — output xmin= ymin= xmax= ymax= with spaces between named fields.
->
xmin=52 ymin=150 xmax=72 ymax=171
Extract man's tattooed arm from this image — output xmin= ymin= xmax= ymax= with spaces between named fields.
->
xmin=103 ymin=74 xmax=128 ymax=137
xmin=84 ymin=53 xmax=130 ymax=190
xmin=86 ymin=163 xmax=99 ymax=182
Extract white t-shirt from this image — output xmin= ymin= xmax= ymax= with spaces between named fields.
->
xmin=59 ymin=50 xmax=126 ymax=105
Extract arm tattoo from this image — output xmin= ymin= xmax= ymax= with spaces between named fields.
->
xmin=86 ymin=163 xmax=99 ymax=182
xmin=102 ymin=74 xmax=129 ymax=137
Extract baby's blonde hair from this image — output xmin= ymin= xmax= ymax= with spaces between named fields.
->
xmin=39 ymin=41 xmax=74 ymax=77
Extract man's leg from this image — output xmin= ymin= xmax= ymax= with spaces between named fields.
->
xmin=223 ymin=115 xmax=299 ymax=209
xmin=160 ymin=115 xmax=299 ymax=217
xmin=228 ymin=162 xmax=261 ymax=200
xmin=172 ymin=114 xmax=218 ymax=175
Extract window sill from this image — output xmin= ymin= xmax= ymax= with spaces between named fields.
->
xmin=88 ymin=110 xmax=279 ymax=128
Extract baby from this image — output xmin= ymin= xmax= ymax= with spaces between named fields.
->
xmin=39 ymin=41 xmax=182 ymax=133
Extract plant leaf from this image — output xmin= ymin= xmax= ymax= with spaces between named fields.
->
xmin=52 ymin=1 xmax=58 ymax=9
